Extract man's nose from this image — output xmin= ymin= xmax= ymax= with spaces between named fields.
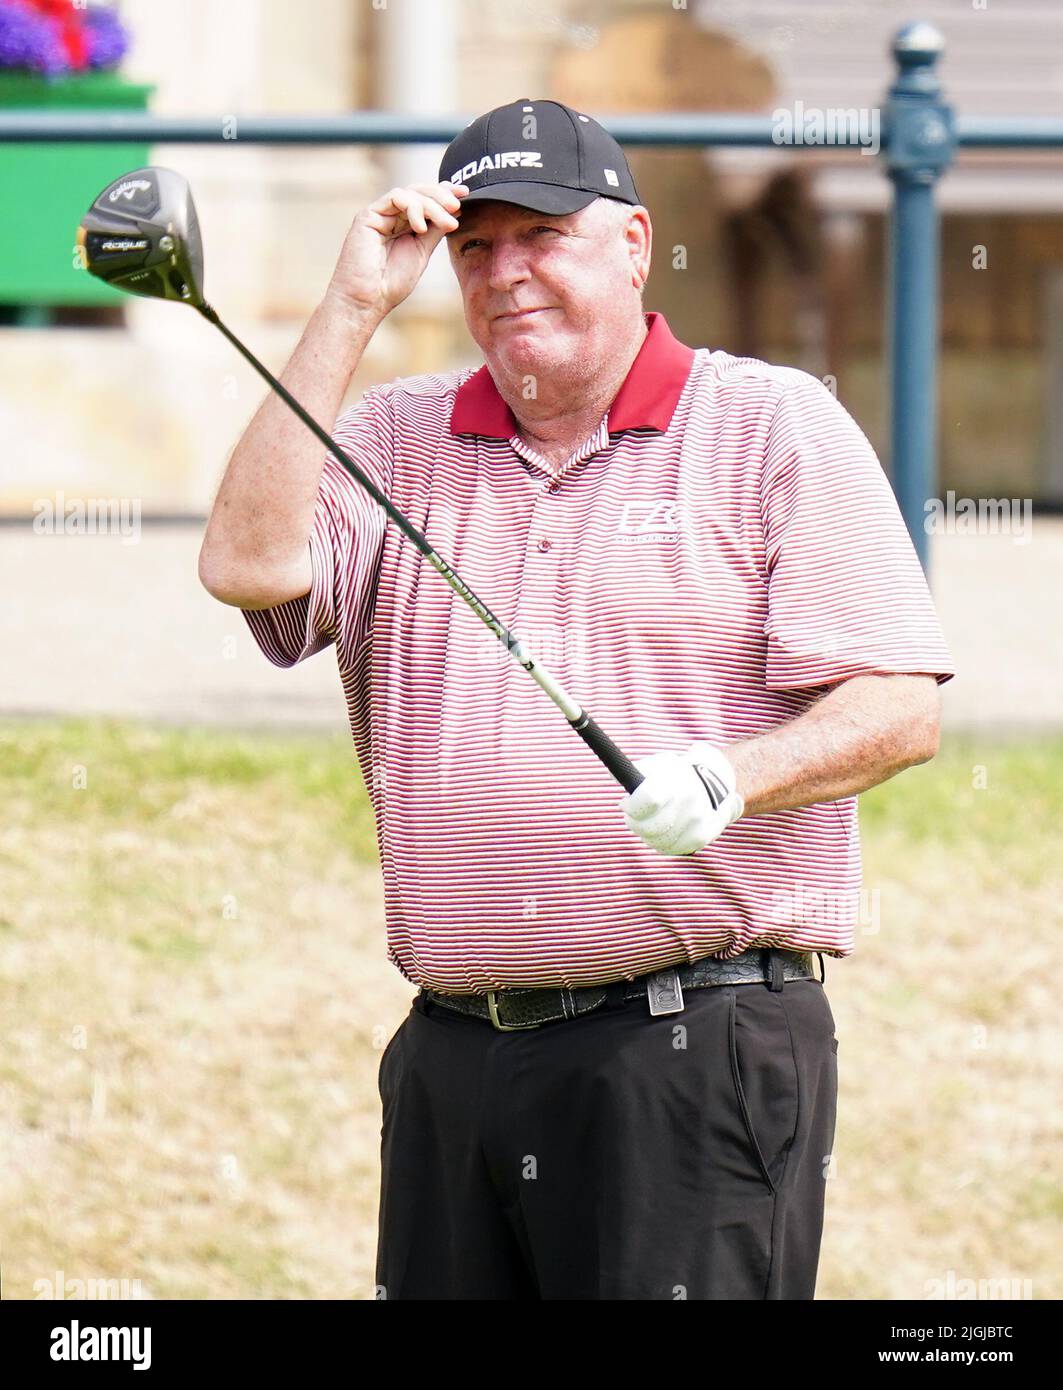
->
xmin=486 ymin=240 xmax=531 ymax=292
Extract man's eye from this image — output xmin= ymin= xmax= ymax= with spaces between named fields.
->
xmin=458 ymin=228 xmax=556 ymax=254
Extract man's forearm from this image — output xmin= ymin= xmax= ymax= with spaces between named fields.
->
xmin=198 ymin=292 xmax=382 ymax=607
xmin=725 ymin=673 xmax=940 ymax=817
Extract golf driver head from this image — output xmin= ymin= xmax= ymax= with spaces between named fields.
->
xmin=77 ymin=166 xmax=205 ymax=308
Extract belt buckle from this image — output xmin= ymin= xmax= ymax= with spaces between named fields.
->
xmin=485 ymin=989 xmax=540 ymax=1032
xmin=646 ymin=967 xmax=685 ymax=1016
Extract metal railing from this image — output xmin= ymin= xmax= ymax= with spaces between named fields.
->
xmin=4 ymin=20 xmax=1062 ymax=568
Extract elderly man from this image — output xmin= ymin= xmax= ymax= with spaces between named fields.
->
xmin=199 ymin=98 xmax=953 ymax=1300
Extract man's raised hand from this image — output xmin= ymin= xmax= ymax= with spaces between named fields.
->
xmin=325 ymin=180 xmax=469 ymax=320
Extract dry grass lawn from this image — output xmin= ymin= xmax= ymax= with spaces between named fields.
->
xmin=1 ymin=718 xmax=1059 ymax=1299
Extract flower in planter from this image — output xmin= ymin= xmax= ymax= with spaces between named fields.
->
xmin=0 ymin=0 xmax=129 ymax=76
xmin=29 ymin=0 xmax=90 ymax=70
xmin=84 ymin=3 xmax=129 ymax=70
xmin=0 ymin=0 xmax=70 ymax=75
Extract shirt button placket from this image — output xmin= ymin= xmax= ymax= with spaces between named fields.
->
xmin=536 ymin=477 xmax=562 ymax=556
xmin=523 ymin=474 xmax=562 ymax=622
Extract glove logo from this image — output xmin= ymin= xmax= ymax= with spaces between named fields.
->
xmin=692 ymin=763 xmax=727 ymax=810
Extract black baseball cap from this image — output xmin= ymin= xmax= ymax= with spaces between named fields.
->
xmin=439 ymin=98 xmax=640 ymax=215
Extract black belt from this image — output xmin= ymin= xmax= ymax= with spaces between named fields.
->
xmin=421 ymin=948 xmax=821 ymax=1032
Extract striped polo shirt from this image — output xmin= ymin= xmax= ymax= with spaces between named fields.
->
xmin=242 ymin=310 xmax=954 ymax=992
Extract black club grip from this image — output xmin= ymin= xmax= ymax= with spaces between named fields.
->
xmin=570 ymin=710 xmax=644 ymax=793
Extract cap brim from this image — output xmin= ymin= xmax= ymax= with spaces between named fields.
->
xmin=458 ymin=182 xmax=598 ymax=215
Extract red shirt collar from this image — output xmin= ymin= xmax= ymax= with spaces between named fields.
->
xmin=449 ymin=311 xmax=696 ymax=439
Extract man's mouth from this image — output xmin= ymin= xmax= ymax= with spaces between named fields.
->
xmin=496 ymin=307 xmax=552 ymax=321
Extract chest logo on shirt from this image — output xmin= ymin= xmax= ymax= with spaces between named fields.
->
xmin=616 ymin=500 xmax=681 ymax=543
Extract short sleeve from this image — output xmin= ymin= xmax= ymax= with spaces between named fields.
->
xmin=241 ymin=388 xmax=394 ymax=668
xmin=759 ymin=374 xmax=954 ymax=690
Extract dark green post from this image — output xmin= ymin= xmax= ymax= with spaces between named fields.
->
xmin=881 ymin=23 xmax=957 ymax=573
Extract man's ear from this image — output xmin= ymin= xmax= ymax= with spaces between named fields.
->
xmin=626 ymin=206 xmax=652 ymax=292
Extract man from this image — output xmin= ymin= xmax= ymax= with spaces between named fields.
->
xmin=198 ymin=98 xmax=954 ymax=1300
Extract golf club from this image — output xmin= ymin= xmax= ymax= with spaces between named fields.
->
xmin=77 ymin=166 xmax=645 ymax=792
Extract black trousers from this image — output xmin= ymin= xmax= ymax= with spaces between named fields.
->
xmin=375 ymin=972 xmax=839 ymax=1300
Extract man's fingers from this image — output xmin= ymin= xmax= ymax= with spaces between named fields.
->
xmin=627 ymin=803 xmax=687 ymax=839
xmin=621 ymin=754 xmax=683 ymax=819
xmin=415 ymin=181 xmax=469 ymax=209
xmin=626 ymin=787 xmax=662 ymax=820
xmin=365 ymin=190 xmax=421 ymax=233
xmin=387 ymin=189 xmax=428 ymax=234
xmin=362 ymin=183 xmax=470 ymax=243
xmin=386 ymin=188 xmax=462 ymax=235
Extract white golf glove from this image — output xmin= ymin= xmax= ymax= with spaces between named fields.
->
xmin=618 ymin=741 xmax=744 ymax=856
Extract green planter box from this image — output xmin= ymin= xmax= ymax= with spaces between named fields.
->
xmin=0 ymin=72 xmax=154 ymax=307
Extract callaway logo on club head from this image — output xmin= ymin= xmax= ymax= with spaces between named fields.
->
xmin=109 ymin=178 xmax=153 ymax=203
xmin=449 ymin=151 xmax=544 ymax=184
